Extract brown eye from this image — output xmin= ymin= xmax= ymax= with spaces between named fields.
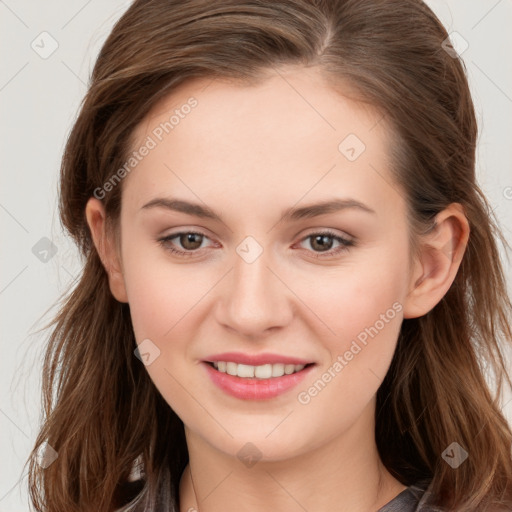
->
xmin=178 ymin=232 xmax=204 ymax=250
xmin=299 ymin=230 xmax=355 ymax=259
xmin=309 ymin=234 xmax=335 ymax=252
xmin=157 ymin=230 xmax=212 ymax=257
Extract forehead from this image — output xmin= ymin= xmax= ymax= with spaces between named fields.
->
xmin=131 ymin=66 xmax=384 ymax=149
xmin=123 ymin=66 xmax=402 ymax=220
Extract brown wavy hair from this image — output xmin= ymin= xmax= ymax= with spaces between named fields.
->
xmin=27 ymin=0 xmax=512 ymax=510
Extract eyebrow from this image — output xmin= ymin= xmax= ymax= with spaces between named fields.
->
xmin=140 ymin=197 xmax=376 ymax=222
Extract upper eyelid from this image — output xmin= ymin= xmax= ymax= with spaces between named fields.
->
xmin=160 ymin=228 xmax=353 ymax=248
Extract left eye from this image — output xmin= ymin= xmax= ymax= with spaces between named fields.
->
xmin=296 ymin=230 xmax=354 ymax=258
xmin=157 ymin=230 xmax=354 ymax=258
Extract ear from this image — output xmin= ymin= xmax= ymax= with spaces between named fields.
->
xmin=402 ymin=203 xmax=469 ymax=319
xmin=85 ymin=197 xmax=128 ymax=303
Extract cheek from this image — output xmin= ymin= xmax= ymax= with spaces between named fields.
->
xmin=121 ymin=250 xmax=211 ymax=425
xmin=124 ymin=230 xmax=408 ymax=373
xmin=292 ymin=251 xmax=407 ymax=404
xmin=121 ymin=236 xmax=205 ymax=342
xmin=290 ymin=280 xmax=404 ymax=452
xmin=298 ymin=251 xmax=406 ymax=345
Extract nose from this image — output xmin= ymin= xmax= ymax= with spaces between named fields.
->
xmin=215 ymin=243 xmax=294 ymax=339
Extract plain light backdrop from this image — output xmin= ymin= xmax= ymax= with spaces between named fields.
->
xmin=1 ymin=1 xmax=511 ymax=510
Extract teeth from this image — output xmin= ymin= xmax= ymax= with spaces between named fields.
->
xmin=271 ymin=363 xmax=284 ymax=377
xmin=255 ymin=364 xmax=272 ymax=379
xmin=212 ymin=361 xmax=307 ymax=379
xmin=284 ymin=364 xmax=295 ymax=375
xmin=226 ymin=362 xmax=238 ymax=376
xmin=237 ymin=364 xmax=255 ymax=378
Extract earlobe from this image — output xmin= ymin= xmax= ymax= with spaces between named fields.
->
xmin=85 ymin=197 xmax=129 ymax=303
xmin=402 ymin=203 xmax=469 ymax=319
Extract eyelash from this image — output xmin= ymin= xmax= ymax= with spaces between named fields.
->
xmin=157 ymin=229 xmax=355 ymax=259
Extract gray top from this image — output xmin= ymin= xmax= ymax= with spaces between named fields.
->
xmin=378 ymin=479 xmax=441 ymax=512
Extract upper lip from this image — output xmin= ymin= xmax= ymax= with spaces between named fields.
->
xmin=203 ymin=352 xmax=314 ymax=366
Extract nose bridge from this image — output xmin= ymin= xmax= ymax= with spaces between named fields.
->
xmin=217 ymin=235 xmax=292 ymax=336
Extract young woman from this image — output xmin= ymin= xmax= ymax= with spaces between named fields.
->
xmin=28 ymin=1 xmax=512 ymax=511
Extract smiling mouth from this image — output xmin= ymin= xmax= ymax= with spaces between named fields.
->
xmin=206 ymin=361 xmax=315 ymax=379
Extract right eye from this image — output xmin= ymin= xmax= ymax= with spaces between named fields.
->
xmin=157 ymin=230 xmax=214 ymax=257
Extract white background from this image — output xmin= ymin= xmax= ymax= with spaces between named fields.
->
xmin=1 ymin=1 xmax=511 ymax=510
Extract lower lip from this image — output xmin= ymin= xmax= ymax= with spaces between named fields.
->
xmin=202 ymin=362 xmax=315 ymax=400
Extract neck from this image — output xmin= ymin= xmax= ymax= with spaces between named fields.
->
xmin=178 ymin=402 xmax=406 ymax=512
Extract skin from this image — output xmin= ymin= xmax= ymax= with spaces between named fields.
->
xmin=86 ymin=65 xmax=469 ymax=512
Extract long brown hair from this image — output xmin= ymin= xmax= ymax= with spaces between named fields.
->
xmin=27 ymin=1 xmax=512 ymax=510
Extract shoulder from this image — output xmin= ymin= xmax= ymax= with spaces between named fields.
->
xmin=412 ymin=479 xmax=443 ymax=511
xmin=407 ymin=479 xmax=512 ymax=512
xmin=378 ymin=478 xmax=443 ymax=512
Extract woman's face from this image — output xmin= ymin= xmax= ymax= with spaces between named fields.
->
xmin=112 ymin=66 xmax=417 ymax=461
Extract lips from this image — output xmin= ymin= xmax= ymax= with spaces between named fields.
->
xmin=202 ymin=352 xmax=315 ymax=400
xmin=212 ymin=361 xmax=307 ymax=379
xmin=203 ymin=351 xmax=313 ymax=366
